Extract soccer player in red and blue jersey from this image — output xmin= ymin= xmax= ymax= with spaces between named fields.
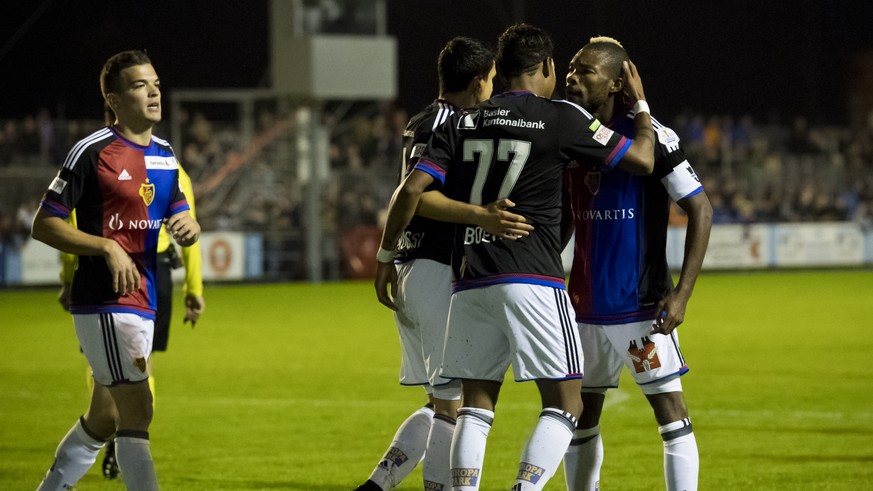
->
xmin=32 ymin=50 xmax=199 ymax=491
xmin=562 ymin=37 xmax=713 ymax=491
xmin=376 ymin=24 xmax=655 ymax=491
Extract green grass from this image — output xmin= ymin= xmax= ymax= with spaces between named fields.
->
xmin=1 ymin=270 xmax=872 ymax=490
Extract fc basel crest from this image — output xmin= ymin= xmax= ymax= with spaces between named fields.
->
xmin=139 ymin=179 xmax=155 ymax=206
xmin=584 ymin=170 xmax=601 ymax=196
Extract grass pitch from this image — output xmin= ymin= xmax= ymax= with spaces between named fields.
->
xmin=1 ymin=269 xmax=871 ymax=490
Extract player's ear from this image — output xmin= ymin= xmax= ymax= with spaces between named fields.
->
xmin=106 ymin=93 xmax=119 ymax=110
xmin=610 ymin=76 xmax=624 ymax=94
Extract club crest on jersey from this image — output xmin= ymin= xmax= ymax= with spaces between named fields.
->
xmin=139 ymin=179 xmax=155 ymax=206
xmin=584 ymin=170 xmax=601 ymax=195
xmin=133 ymin=357 xmax=147 ymax=373
xmin=628 ymin=336 xmax=661 ymax=373
xmin=458 ymin=109 xmax=480 ymax=130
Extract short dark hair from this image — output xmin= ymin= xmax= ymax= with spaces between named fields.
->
xmin=99 ymin=50 xmax=152 ymax=126
xmin=583 ymin=36 xmax=629 ymax=78
xmin=438 ymin=37 xmax=494 ymax=94
xmin=495 ymin=23 xmax=553 ymax=79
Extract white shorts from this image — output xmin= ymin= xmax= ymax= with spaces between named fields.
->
xmin=440 ymin=283 xmax=582 ymax=382
xmin=394 ymin=259 xmax=455 ymax=389
xmin=74 ymin=313 xmax=153 ymax=386
xmin=578 ymin=320 xmax=688 ymax=391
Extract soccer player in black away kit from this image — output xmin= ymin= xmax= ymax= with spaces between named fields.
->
xmin=375 ymin=24 xmax=655 ymax=490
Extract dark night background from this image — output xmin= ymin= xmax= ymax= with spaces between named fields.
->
xmin=2 ymin=0 xmax=872 ymax=125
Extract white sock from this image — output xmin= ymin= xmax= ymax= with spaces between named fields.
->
xmin=659 ymin=418 xmax=699 ymax=491
xmin=37 ymin=418 xmax=105 ymax=491
xmin=513 ymin=408 xmax=577 ymax=490
xmin=563 ymin=424 xmax=603 ymax=491
xmin=450 ymin=407 xmax=494 ymax=490
xmin=116 ymin=430 xmax=158 ymax=491
xmin=369 ymin=405 xmax=434 ymax=490
xmin=422 ymin=414 xmax=455 ymax=490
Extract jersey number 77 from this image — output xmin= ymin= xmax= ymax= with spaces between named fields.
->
xmin=463 ymin=139 xmax=531 ymax=205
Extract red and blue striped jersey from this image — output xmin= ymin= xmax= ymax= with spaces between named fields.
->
xmin=566 ymin=111 xmax=703 ymax=324
xmin=39 ymin=127 xmax=189 ymax=319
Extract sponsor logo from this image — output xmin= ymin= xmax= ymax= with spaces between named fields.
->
xmin=423 ymin=480 xmax=444 ymax=491
xmin=108 ymin=214 xmax=163 ymax=231
xmin=592 ymin=124 xmax=615 ymax=146
xmin=49 ymin=176 xmax=67 ymax=194
xmin=517 ymin=462 xmax=546 ymax=484
xmin=584 ymin=170 xmax=601 ymax=195
xmin=463 ymin=226 xmax=499 ymax=245
xmin=139 ymin=179 xmax=155 ymax=206
xmin=144 ymin=156 xmax=178 ymax=169
xmin=458 ymin=109 xmax=480 ymax=130
xmin=109 ymin=213 xmax=123 ymax=231
xmin=483 ymin=117 xmax=545 ymax=129
xmin=383 ymin=447 xmax=409 ymax=467
xmin=133 ymin=357 xmax=147 ymax=373
xmin=118 ymin=169 xmax=132 ymax=181
xmin=452 ymin=468 xmax=480 ymax=487
xmin=628 ymin=336 xmax=661 ymax=373
xmin=578 ymin=208 xmax=635 ymax=221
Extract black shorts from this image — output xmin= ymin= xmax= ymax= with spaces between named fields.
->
xmin=153 ymin=249 xmax=174 ymax=352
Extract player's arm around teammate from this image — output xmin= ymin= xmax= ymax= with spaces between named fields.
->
xmin=375 ymin=177 xmax=531 ymax=310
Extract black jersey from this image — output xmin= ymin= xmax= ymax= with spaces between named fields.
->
xmin=395 ymin=99 xmax=457 ymax=264
xmin=415 ymin=91 xmax=633 ymax=292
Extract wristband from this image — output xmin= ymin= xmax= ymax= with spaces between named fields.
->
xmin=633 ymin=100 xmax=650 ymax=116
xmin=376 ymin=247 xmax=395 ymax=263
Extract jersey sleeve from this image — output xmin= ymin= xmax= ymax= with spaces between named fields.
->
xmin=556 ymin=100 xmax=633 ymax=171
xmin=415 ymin=113 xmax=462 ymax=187
xmin=39 ymin=149 xmax=97 ymax=219
xmin=653 ymin=124 xmax=703 ymax=201
xmin=165 ymin=166 xmax=190 ymax=219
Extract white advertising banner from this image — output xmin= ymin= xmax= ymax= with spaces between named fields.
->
xmin=20 ymin=239 xmax=62 ymax=285
xmin=198 ymin=232 xmax=246 ymax=281
xmin=774 ymin=222 xmax=864 ymax=267
xmin=668 ymin=224 xmax=771 ymax=270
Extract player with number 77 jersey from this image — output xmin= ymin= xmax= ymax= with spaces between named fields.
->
xmin=375 ymin=23 xmax=657 ymax=491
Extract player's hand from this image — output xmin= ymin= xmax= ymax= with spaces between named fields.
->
xmin=103 ymin=239 xmax=140 ymax=295
xmin=58 ymin=282 xmax=72 ymax=312
xmin=184 ymin=293 xmax=205 ymax=327
xmin=621 ymin=60 xmax=647 ymax=105
xmin=166 ymin=211 xmax=200 ymax=247
xmin=479 ymin=199 xmax=534 ymax=240
xmin=651 ymin=290 xmax=689 ymax=335
xmin=374 ymin=261 xmax=399 ymax=311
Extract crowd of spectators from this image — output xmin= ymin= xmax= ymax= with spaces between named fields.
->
xmin=3 ymin=102 xmax=873 ymax=277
